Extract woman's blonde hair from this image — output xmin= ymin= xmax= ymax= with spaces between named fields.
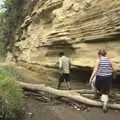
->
xmin=98 ymin=49 xmax=107 ymax=56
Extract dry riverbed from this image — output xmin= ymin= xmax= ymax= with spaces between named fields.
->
xmin=24 ymin=96 xmax=120 ymax=120
xmin=1 ymin=63 xmax=120 ymax=120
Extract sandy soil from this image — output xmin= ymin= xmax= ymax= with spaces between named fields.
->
xmin=24 ymin=97 xmax=120 ymax=120
xmin=6 ymin=64 xmax=120 ymax=120
xmin=14 ymin=65 xmax=90 ymax=89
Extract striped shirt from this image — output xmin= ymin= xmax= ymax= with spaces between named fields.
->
xmin=59 ymin=56 xmax=71 ymax=74
xmin=96 ymin=56 xmax=112 ymax=76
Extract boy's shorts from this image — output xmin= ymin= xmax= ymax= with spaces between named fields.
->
xmin=59 ymin=73 xmax=70 ymax=82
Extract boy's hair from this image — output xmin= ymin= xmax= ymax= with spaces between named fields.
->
xmin=59 ymin=52 xmax=64 ymax=57
xmin=98 ymin=49 xmax=107 ymax=56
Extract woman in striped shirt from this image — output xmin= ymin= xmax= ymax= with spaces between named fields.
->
xmin=89 ymin=49 xmax=113 ymax=112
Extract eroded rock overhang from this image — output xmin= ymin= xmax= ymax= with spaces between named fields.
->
xmin=10 ymin=0 xmax=120 ymax=71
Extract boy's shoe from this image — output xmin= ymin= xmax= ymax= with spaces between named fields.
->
xmin=69 ymin=88 xmax=72 ymax=90
xmin=102 ymin=105 xmax=108 ymax=113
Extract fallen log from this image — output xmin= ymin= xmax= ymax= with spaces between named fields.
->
xmin=18 ymin=81 xmax=120 ymax=109
xmin=81 ymin=94 xmax=94 ymax=99
xmin=67 ymin=89 xmax=95 ymax=94
xmin=81 ymin=94 xmax=120 ymax=102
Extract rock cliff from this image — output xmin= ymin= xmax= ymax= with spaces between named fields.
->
xmin=12 ymin=0 xmax=120 ymax=70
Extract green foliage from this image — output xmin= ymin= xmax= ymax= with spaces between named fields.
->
xmin=0 ymin=0 xmax=24 ymax=57
xmin=0 ymin=67 xmax=24 ymax=120
xmin=0 ymin=12 xmax=6 ymax=57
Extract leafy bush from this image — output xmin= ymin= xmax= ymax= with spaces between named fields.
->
xmin=0 ymin=68 xmax=24 ymax=120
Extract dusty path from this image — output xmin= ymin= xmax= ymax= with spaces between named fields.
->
xmin=25 ymin=97 xmax=120 ymax=120
xmin=1 ymin=63 xmax=120 ymax=120
xmin=16 ymin=65 xmax=120 ymax=120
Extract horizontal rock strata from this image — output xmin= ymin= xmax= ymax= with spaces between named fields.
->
xmin=11 ymin=0 xmax=120 ymax=70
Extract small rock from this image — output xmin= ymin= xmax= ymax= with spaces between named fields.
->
xmin=22 ymin=107 xmax=26 ymax=111
xmin=74 ymin=105 xmax=77 ymax=109
xmin=76 ymin=108 xmax=81 ymax=111
xmin=27 ymin=112 xmax=33 ymax=118
xmin=115 ymin=110 xmax=119 ymax=113
xmin=84 ymin=108 xmax=90 ymax=112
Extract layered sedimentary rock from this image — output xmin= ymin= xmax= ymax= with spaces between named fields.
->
xmin=13 ymin=0 xmax=120 ymax=70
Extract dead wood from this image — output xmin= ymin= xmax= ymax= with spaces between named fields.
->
xmin=18 ymin=81 xmax=120 ymax=109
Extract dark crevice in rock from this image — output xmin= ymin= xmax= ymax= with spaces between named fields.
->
xmin=16 ymin=62 xmax=120 ymax=89
xmin=82 ymin=32 xmax=120 ymax=43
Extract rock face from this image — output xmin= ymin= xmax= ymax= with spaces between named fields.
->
xmin=13 ymin=0 xmax=120 ymax=70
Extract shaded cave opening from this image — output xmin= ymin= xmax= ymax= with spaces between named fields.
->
xmin=70 ymin=66 xmax=120 ymax=89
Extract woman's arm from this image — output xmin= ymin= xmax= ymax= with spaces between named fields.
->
xmin=89 ymin=59 xmax=99 ymax=85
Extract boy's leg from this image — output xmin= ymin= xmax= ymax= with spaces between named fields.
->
xmin=64 ymin=74 xmax=71 ymax=90
xmin=67 ymin=81 xmax=71 ymax=90
xmin=57 ymin=75 xmax=64 ymax=89
xmin=57 ymin=81 xmax=62 ymax=89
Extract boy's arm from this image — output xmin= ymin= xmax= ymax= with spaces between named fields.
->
xmin=59 ymin=58 xmax=62 ymax=69
xmin=69 ymin=59 xmax=71 ymax=69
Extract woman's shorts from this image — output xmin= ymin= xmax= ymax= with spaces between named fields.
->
xmin=95 ymin=75 xmax=112 ymax=93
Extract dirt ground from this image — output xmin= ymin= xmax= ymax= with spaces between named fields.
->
xmin=14 ymin=65 xmax=90 ymax=89
xmin=24 ymin=97 xmax=120 ymax=120
xmin=4 ymin=64 xmax=120 ymax=120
